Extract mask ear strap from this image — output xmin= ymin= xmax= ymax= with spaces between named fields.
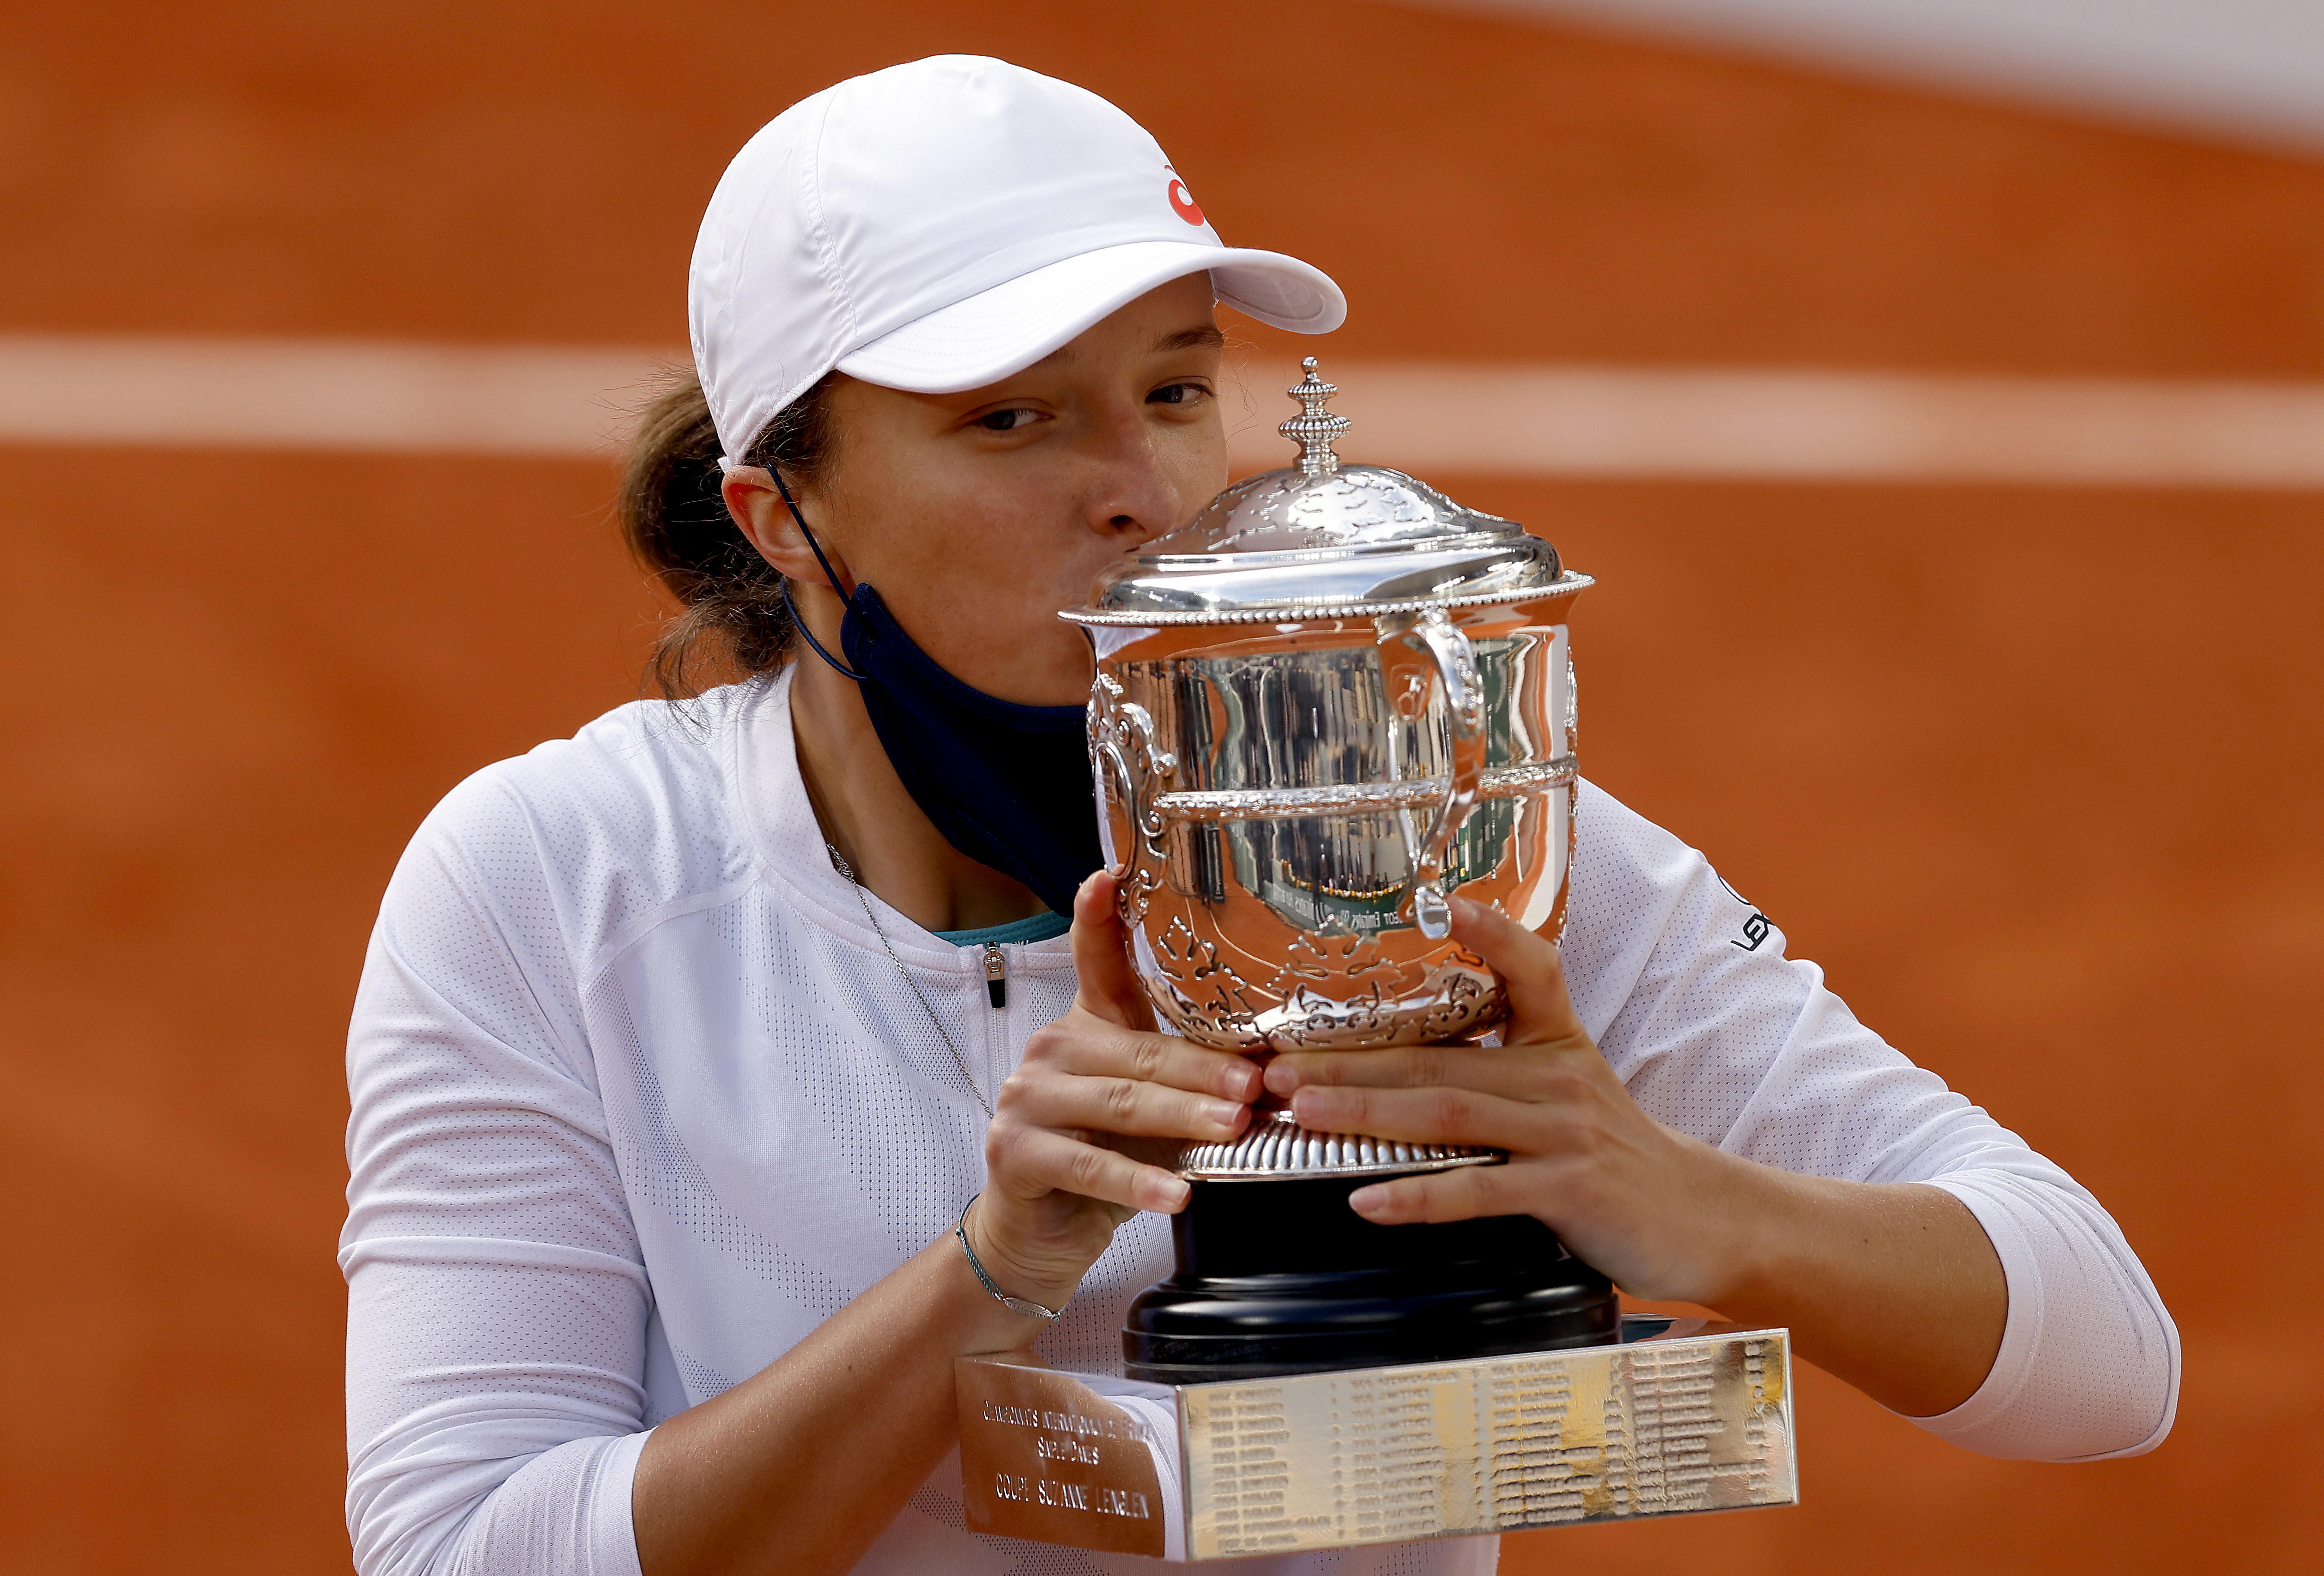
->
xmin=772 ymin=467 xmax=854 ymax=599
xmin=766 ymin=464 xmax=869 ymax=683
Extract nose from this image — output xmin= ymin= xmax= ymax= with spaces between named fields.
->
xmin=1077 ymin=399 xmax=1189 ymax=547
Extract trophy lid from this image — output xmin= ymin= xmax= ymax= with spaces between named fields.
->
xmin=1064 ymin=358 xmax=1586 ymax=626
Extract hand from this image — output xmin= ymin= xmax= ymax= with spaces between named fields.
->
xmin=1262 ymin=895 xmax=1759 ymax=1305
xmin=974 ymin=872 xmax=1260 ymax=1312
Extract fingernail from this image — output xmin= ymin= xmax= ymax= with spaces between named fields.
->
xmin=1157 ymin=1178 xmax=1191 ymax=1211
xmin=1263 ymin=1062 xmax=1298 ymax=1094
xmin=1349 ymin=1185 xmax=1386 ymax=1216
xmin=1449 ymin=894 xmax=1486 ymax=923
xmin=1207 ymin=1101 xmax=1244 ymax=1128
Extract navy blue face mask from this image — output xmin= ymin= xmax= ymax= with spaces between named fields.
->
xmin=769 ymin=472 xmax=1103 ymax=917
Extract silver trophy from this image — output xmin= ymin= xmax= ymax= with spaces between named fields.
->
xmin=951 ymin=369 xmax=1795 ymax=1557
xmin=1066 ymin=358 xmax=1591 ymax=1180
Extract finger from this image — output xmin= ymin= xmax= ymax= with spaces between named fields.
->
xmin=1347 ymin=1161 xmax=1530 ymax=1226
xmin=1448 ymin=894 xmax=1585 ymax=1045
xmin=996 ymin=1125 xmax=1191 ymax=1214
xmin=1069 ymin=871 xmax=1156 ymax=1031
xmin=1026 ymin=1017 xmax=1262 ymax=1103
xmin=1007 ymin=1070 xmax=1252 ymax=1143
xmin=1266 ymin=1041 xmax=1576 ymax=1099
xmin=1288 ymin=1082 xmax=1538 ymax=1152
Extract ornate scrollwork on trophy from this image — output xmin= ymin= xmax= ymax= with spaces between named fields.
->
xmin=1088 ymin=672 xmax=1175 ymax=927
xmin=1149 ymin=915 xmax=1265 ymax=1047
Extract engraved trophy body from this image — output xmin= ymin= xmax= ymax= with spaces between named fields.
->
xmin=1064 ymin=362 xmax=1621 ymax=1382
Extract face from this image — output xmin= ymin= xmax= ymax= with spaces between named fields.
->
xmin=726 ymin=272 xmax=1228 ymax=706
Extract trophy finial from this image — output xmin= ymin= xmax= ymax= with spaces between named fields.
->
xmin=1279 ymin=356 xmax=1350 ymax=477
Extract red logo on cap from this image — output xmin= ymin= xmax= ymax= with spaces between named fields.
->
xmin=1166 ymin=174 xmax=1205 ymax=226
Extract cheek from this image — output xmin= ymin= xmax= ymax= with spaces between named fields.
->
xmin=880 ymin=475 xmax=1112 ymax=602
xmin=1165 ymin=425 xmax=1232 ymax=508
xmin=889 ymin=502 xmax=1083 ymax=603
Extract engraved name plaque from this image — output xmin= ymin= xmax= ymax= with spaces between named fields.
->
xmin=959 ymin=1323 xmax=1795 ymax=1562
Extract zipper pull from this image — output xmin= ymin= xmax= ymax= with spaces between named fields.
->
xmin=982 ymin=943 xmax=1006 ymax=1009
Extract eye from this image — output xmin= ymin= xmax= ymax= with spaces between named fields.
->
xmin=976 ymin=407 xmax=1043 ymax=432
xmin=1147 ymin=382 xmax=1208 ymax=406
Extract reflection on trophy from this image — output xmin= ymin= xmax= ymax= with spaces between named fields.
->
xmin=955 ymin=364 xmax=1795 ymax=1561
xmin=1067 ymin=359 xmax=1616 ymax=1381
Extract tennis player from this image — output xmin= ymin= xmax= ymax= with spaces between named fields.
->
xmin=342 ymin=55 xmax=2177 ymax=1576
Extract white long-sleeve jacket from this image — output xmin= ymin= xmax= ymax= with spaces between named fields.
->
xmin=342 ymin=671 xmax=2176 ymax=1576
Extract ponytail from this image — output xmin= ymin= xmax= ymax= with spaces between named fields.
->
xmin=616 ymin=370 xmax=840 ymax=698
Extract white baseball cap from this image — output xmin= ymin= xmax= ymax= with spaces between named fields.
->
xmin=688 ymin=55 xmax=1347 ymax=465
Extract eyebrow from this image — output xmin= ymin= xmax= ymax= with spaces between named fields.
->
xmin=1153 ymin=324 xmax=1227 ymax=354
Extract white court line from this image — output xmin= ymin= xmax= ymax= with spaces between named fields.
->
xmin=1431 ymin=0 xmax=2324 ymax=158
xmin=0 ymin=334 xmax=678 ymax=458
xmin=3 ymin=333 xmax=2323 ymax=487
xmin=1241 ymin=361 xmax=2324 ymax=485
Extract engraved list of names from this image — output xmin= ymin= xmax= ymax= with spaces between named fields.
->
xmin=1182 ymin=1337 xmax=1789 ymax=1560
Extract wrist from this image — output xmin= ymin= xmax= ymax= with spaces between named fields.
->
xmin=960 ymin=1197 xmax=1086 ymax=1321
xmin=1674 ymin=1140 xmax=1800 ymax=1313
xmin=939 ymin=1235 xmax=1055 ymax=1356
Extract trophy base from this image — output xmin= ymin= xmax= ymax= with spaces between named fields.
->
xmin=960 ymin=1320 xmax=1797 ymax=1561
xmin=1124 ymin=1173 xmax=1618 ymax=1383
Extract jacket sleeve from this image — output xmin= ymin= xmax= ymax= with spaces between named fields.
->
xmin=342 ymin=775 xmax=649 ymax=1576
xmin=1564 ymin=784 xmax=2179 ymax=1461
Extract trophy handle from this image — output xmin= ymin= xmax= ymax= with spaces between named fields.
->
xmin=1088 ymin=673 xmax=1176 ymax=925
xmin=1401 ymin=608 xmax=1487 ymax=939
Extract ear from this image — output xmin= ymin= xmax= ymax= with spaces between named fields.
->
xmin=720 ymin=466 xmax=852 ymax=589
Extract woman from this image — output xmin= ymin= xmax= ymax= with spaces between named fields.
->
xmin=343 ymin=55 xmax=2176 ymax=1576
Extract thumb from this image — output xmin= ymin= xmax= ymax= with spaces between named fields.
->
xmin=1446 ymin=894 xmax=1586 ymax=1046
xmin=1069 ymin=871 xmax=1156 ymax=1031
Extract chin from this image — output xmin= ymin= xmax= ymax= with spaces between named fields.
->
xmin=956 ymin=624 xmax=1094 ymax=707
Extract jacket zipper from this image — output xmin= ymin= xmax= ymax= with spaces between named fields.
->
xmin=983 ymin=942 xmax=1006 ymax=1010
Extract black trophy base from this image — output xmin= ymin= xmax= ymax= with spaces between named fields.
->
xmin=1123 ymin=1173 xmax=1619 ymax=1384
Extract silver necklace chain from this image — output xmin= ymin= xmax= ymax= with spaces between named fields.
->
xmin=825 ymin=841 xmax=994 ymax=1118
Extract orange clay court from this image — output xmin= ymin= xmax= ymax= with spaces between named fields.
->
xmin=0 ymin=3 xmax=2318 ymax=1571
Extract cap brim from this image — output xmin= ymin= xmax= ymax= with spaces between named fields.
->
xmin=835 ymin=240 xmax=1346 ymax=395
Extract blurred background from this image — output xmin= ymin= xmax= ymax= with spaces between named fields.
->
xmin=2 ymin=1 xmax=2318 ymax=1570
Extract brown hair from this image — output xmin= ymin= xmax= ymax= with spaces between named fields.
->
xmin=616 ymin=370 xmax=841 ymax=698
